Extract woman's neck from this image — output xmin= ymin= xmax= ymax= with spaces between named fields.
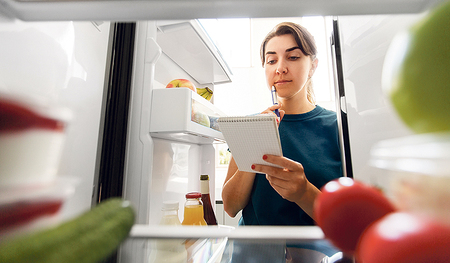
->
xmin=279 ymin=97 xmax=315 ymax=114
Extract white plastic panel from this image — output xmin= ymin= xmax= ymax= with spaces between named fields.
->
xmin=0 ymin=0 xmax=446 ymax=21
xmin=336 ymin=14 xmax=423 ymax=188
xmin=156 ymin=20 xmax=232 ymax=85
xmin=150 ymin=88 xmax=225 ymax=144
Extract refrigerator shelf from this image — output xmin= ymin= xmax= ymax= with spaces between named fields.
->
xmin=150 ymin=88 xmax=226 ymax=144
xmin=156 ymin=20 xmax=232 ymax=85
xmin=126 ymin=225 xmax=343 ymax=263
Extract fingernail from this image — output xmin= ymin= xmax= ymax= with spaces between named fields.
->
xmin=263 ymin=155 xmax=268 ymax=160
xmin=251 ymin=164 xmax=256 ymax=170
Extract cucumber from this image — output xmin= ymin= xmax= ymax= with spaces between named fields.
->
xmin=0 ymin=198 xmax=135 ymax=263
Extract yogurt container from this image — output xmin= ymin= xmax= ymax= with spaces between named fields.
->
xmin=0 ymin=177 xmax=77 ymax=238
xmin=370 ymin=132 xmax=450 ymax=225
xmin=0 ymin=93 xmax=72 ymax=187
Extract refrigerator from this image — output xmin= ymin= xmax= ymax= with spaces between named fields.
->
xmin=0 ymin=0 xmax=446 ymax=262
xmin=330 ymin=13 xmax=426 ymax=188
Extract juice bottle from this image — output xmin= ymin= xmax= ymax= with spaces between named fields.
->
xmin=149 ymin=201 xmax=187 ymax=263
xmin=200 ymin=175 xmax=218 ymax=225
xmin=159 ymin=201 xmax=182 ymax=226
xmin=181 ymin=192 xmax=207 ymax=226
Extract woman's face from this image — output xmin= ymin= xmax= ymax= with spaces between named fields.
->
xmin=264 ymin=34 xmax=315 ymax=101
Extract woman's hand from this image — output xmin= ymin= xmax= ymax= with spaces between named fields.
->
xmin=261 ymin=104 xmax=285 ymax=124
xmin=251 ymin=154 xmax=321 ymax=219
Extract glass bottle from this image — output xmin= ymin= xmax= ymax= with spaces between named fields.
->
xmin=149 ymin=201 xmax=187 ymax=263
xmin=181 ymin=192 xmax=207 ymax=226
xmin=200 ymin=174 xmax=218 ymax=225
xmin=160 ymin=201 xmax=182 ymax=226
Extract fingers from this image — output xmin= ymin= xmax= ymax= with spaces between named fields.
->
xmin=260 ymin=154 xmax=302 ymax=172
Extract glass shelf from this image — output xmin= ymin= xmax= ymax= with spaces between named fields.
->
xmin=124 ymin=225 xmax=350 ymax=263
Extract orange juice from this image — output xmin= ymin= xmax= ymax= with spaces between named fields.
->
xmin=182 ymin=205 xmax=207 ymax=225
xmin=181 ymin=192 xmax=207 ymax=226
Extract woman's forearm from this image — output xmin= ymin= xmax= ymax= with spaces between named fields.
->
xmin=294 ymin=181 xmax=321 ymax=221
xmin=222 ymin=157 xmax=256 ymax=217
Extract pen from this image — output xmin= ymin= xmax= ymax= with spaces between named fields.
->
xmin=271 ymin=86 xmax=280 ymax=118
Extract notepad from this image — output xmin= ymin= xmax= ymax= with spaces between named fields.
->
xmin=218 ymin=114 xmax=283 ymax=172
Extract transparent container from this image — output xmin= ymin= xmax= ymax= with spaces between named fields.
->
xmin=370 ymin=132 xmax=450 ymax=225
xmin=181 ymin=192 xmax=207 ymax=226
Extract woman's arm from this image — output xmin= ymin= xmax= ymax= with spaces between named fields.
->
xmin=221 ymin=156 xmax=256 ymax=218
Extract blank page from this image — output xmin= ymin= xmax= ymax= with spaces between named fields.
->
xmin=218 ymin=114 xmax=283 ymax=172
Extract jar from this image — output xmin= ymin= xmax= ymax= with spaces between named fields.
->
xmin=370 ymin=132 xmax=450 ymax=226
xmin=181 ymin=192 xmax=207 ymax=226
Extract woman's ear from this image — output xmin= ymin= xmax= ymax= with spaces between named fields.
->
xmin=309 ymin=58 xmax=319 ymax=78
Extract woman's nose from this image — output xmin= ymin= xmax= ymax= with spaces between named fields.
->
xmin=276 ymin=60 xmax=287 ymax=74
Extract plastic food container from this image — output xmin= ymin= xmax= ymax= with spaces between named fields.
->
xmin=370 ymin=132 xmax=450 ymax=225
xmin=0 ymin=94 xmax=72 ymax=188
xmin=0 ymin=177 xmax=77 ymax=238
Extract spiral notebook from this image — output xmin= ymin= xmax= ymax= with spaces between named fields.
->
xmin=218 ymin=114 xmax=283 ymax=172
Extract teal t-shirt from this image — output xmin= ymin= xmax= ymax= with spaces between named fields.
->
xmin=239 ymin=105 xmax=343 ymax=226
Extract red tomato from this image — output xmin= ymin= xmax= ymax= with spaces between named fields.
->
xmin=314 ymin=177 xmax=396 ymax=255
xmin=356 ymin=212 xmax=450 ymax=263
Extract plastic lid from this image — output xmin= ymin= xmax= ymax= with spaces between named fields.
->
xmin=161 ymin=200 xmax=179 ymax=211
xmin=185 ymin=192 xmax=202 ymax=199
xmin=370 ymin=132 xmax=450 ymax=177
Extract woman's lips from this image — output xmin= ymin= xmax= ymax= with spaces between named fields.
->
xmin=275 ymin=80 xmax=292 ymax=85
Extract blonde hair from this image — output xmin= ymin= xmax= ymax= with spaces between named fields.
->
xmin=260 ymin=22 xmax=317 ymax=105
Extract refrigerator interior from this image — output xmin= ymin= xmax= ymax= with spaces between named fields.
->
xmin=1 ymin=1 xmax=447 ymax=262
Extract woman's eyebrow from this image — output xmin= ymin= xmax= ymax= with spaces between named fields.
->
xmin=286 ymin=46 xmax=301 ymax=52
xmin=265 ymin=46 xmax=301 ymax=56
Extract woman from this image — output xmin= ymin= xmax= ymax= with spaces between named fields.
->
xmin=222 ymin=22 xmax=343 ymax=226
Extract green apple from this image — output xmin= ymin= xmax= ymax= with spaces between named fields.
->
xmin=384 ymin=1 xmax=450 ymax=134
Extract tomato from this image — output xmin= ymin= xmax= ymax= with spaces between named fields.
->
xmin=356 ymin=212 xmax=450 ymax=263
xmin=314 ymin=177 xmax=396 ymax=255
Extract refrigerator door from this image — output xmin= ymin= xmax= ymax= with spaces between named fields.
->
xmin=333 ymin=14 xmax=425 ymax=189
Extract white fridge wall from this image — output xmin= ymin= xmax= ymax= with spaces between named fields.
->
xmin=150 ymin=138 xmax=216 ymax=224
xmin=337 ymin=14 xmax=423 ymax=189
xmin=0 ymin=20 xmax=111 ymax=219
xmin=123 ymin=20 xmax=218 ymax=225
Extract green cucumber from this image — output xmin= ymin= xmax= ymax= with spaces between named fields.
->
xmin=0 ymin=198 xmax=135 ymax=263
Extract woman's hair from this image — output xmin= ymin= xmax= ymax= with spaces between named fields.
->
xmin=260 ymin=22 xmax=317 ymax=105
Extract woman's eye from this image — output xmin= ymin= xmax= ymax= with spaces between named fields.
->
xmin=289 ymin=56 xmax=300 ymax=61
xmin=266 ymin=60 xmax=276 ymax=65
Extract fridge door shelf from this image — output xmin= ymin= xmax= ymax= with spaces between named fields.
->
xmin=150 ymin=88 xmax=225 ymax=144
xmin=156 ymin=20 xmax=232 ymax=85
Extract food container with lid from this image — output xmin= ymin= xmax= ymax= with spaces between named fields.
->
xmin=0 ymin=93 xmax=72 ymax=188
xmin=0 ymin=177 xmax=77 ymax=239
xmin=370 ymin=132 xmax=450 ymax=225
